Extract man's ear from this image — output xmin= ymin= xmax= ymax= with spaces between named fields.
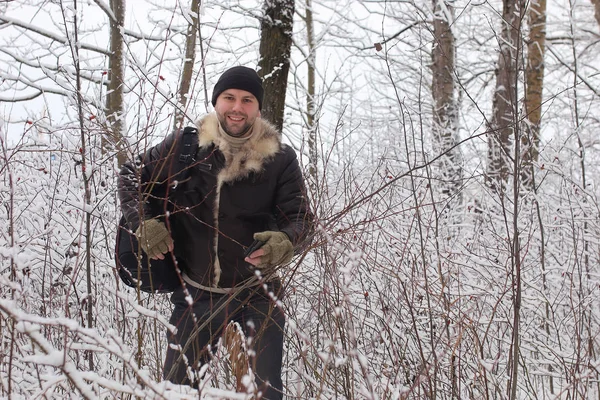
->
xmin=258 ymin=110 xmax=261 ymax=118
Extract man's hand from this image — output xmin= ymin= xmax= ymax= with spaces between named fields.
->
xmin=135 ymin=219 xmax=174 ymax=260
xmin=245 ymin=231 xmax=293 ymax=268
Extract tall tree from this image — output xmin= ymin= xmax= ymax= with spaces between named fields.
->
xmin=104 ymin=0 xmax=127 ymax=166
xmin=522 ymin=0 xmax=547 ymax=189
xmin=431 ymin=1 xmax=460 ymax=394
xmin=431 ymin=0 xmax=461 ymax=199
xmin=305 ymin=0 xmax=318 ymax=190
xmin=486 ymin=0 xmax=526 ymax=192
xmin=258 ymin=0 xmax=295 ymax=132
xmin=484 ymin=4 xmax=526 ymax=399
xmin=524 ymin=1 xmax=552 ymax=393
xmin=173 ymin=0 xmax=202 ymax=131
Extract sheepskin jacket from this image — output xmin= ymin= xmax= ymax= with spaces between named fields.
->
xmin=118 ymin=113 xmax=313 ymax=289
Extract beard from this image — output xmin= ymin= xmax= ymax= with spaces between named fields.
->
xmin=218 ymin=112 xmax=253 ymax=138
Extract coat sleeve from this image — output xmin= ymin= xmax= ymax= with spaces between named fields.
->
xmin=274 ymin=146 xmax=315 ymax=252
xmin=118 ymin=132 xmax=182 ymax=231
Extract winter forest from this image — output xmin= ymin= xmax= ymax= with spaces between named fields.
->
xmin=1 ymin=0 xmax=600 ymax=398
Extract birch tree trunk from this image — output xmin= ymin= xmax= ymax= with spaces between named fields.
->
xmin=522 ymin=0 xmax=547 ymax=189
xmin=258 ymin=0 xmax=295 ymax=132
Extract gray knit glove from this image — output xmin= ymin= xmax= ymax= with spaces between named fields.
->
xmin=135 ymin=219 xmax=173 ymax=259
xmin=253 ymin=231 xmax=294 ymax=268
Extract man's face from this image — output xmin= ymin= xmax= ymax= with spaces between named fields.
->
xmin=214 ymin=89 xmax=261 ymax=137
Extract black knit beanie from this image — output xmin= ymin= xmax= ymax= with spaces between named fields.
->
xmin=211 ymin=66 xmax=264 ymax=110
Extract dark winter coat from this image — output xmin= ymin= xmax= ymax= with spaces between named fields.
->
xmin=118 ymin=113 xmax=313 ymax=289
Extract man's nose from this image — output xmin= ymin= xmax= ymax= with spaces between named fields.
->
xmin=231 ymin=99 xmax=244 ymax=112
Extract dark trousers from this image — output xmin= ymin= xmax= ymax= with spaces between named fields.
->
xmin=163 ymin=283 xmax=285 ymax=399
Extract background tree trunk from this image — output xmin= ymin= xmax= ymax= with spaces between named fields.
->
xmin=258 ymin=0 xmax=295 ymax=132
xmin=591 ymin=0 xmax=600 ymax=29
xmin=173 ymin=0 xmax=201 ymax=131
xmin=431 ymin=0 xmax=461 ymax=200
xmin=105 ymin=0 xmax=127 ymax=166
xmin=305 ymin=0 xmax=318 ymax=191
xmin=431 ymin=3 xmax=460 ymax=394
xmin=522 ymin=0 xmax=547 ymax=189
xmin=486 ymin=0 xmax=525 ymax=192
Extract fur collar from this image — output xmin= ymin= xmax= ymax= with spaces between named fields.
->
xmin=195 ymin=113 xmax=281 ymax=183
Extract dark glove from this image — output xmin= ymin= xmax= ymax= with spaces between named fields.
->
xmin=253 ymin=231 xmax=294 ymax=268
xmin=135 ymin=219 xmax=173 ymax=259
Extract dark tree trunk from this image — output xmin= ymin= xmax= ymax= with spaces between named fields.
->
xmin=486 ymin=0 xmax=525 ymax=192
xmin=258 ymin=0 xmax=295 ymax=132
xmin=431 ymin=0 xmax=461 ymax=199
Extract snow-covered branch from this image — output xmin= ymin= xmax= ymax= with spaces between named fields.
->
xmin=0 ymin=15 xmax=110 ymax=56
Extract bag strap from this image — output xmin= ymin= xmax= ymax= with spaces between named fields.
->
xmin=173 ymin=126 xmax=199 ymax=181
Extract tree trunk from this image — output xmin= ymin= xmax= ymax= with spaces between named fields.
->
xmin=431 ymin=3 xmax=461 ymax=395
xmin=305 ymin=0 xmax=318 ymax=190
xmin=486 ymin=0 xmax=525 ymax=192
xmin=522 ymin=0 xmax=547 ymax=189
xmin=173 ymin=0 xmax=201 ymax=131
xmin=258 ymin=0 xmax=295 ymax=132
xmin=431 ymin=0 xmax=461 ymax=199
xmin=105 ymin=0 xmax=127 ymax=166
xmin=591 ymin=0 xmax=600 ymax=29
